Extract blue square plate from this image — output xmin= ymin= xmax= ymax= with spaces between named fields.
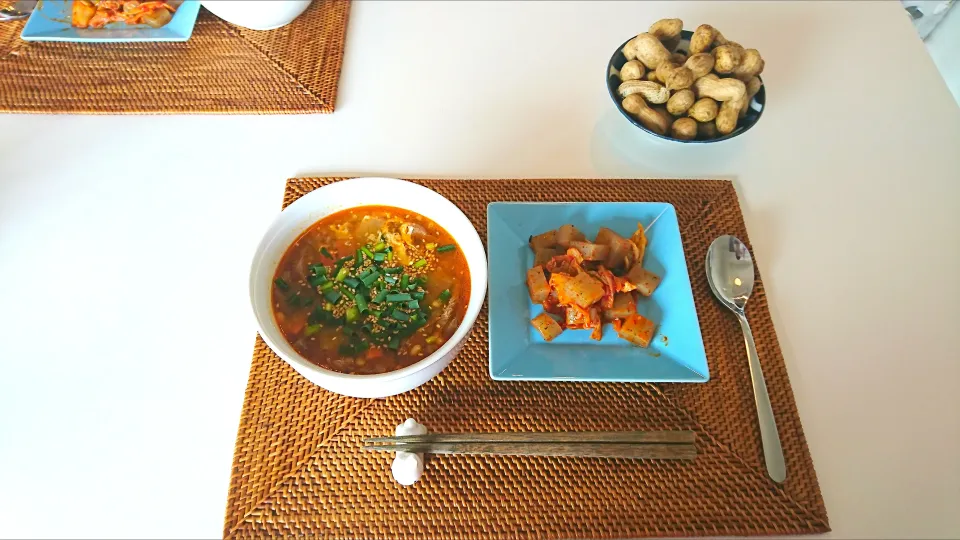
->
xmin=487 ymin=202 xmax=709 ymax=383
xmin=21 ymin=0 xmax=201 ymax=42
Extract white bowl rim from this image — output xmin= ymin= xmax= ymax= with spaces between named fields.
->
xmin=248 ymin=177 xmax=488 ymax=384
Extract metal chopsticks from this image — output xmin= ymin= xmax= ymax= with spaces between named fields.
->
xmin=362 ymin=431 xmax=696 ymax=460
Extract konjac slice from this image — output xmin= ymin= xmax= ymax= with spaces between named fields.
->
xmin=615 ymin=313 xmax=657 ymax=347
xmin=625 ymin=264 xmax=662 ymax=297
xmin=556 ymin=224 xmax=586 ymax=248
xmin=529 ymin=230 xmax=557 ymax=251
xmin=526 ymin=266 xmax=550 ymax=303
xmin=602 ymin=292 xmax=637 ymax=322
xmin=531 ymin=313 xmax=564 ymax=341
xmin=568 ymin=240 xmax=610 ymax=262
xmin=560 ymin=271 xmax=605 ymax=308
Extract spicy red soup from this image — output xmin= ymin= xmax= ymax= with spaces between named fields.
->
xmin=272 ymin=206 xmax=470 ymax=375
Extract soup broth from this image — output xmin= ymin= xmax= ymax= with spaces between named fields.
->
xmin=272 ymin=205 xmax=470 ymax=375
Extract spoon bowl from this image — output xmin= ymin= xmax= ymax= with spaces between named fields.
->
xmin=0 ymin=0 xmax=35 ymax=21
xmin=706 ymin=235 xmax=786 ymax=483
xmin=706 ymin=235 xmax=756 ymax=312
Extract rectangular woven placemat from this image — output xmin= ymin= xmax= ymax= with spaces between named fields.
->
xmin=0 ymin=0 xmax=349 ymax=114
xmin=224 ymin=177 xmax=829 ymax=539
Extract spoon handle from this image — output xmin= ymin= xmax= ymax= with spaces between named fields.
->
xmin=736 ymin=311 xmax=786 ymax=483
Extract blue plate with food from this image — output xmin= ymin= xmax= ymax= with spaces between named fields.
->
xmin=487 ymin=202 xmax=708 ymax=382
xmin=21 ymin=0 xmax=200 ymax=42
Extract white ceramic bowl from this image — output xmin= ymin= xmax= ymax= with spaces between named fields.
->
xmin=201 ymin=0 xmax=311 ymax=30
xmin=249 ymin=178 xmax=488 ymax=398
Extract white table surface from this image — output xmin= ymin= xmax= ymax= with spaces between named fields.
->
xmin=1 ymin=1 xmax=958 ymax=538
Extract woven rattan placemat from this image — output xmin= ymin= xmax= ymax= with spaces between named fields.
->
xmin=224 ymin=177 xmax=829 ymax=538
xmin=0 ymin=0 xmax=349 ymax=114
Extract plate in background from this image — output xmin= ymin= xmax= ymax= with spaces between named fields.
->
xmin=21 ymin=0 xmax=201 ymax=42
xmin=487 ymin=202 xmax=708 ymax=382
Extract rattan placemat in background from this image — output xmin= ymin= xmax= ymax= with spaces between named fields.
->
xmin=0 ymin=0 xmax=350 ymax=114
xmin=224 ymin=178 xmax=829 ymax=539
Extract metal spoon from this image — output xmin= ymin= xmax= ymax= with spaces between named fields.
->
xmin=706 ymin=235 xmax=785 ymax=483
xmin=0 ymin=0 xmax=36 ymax=21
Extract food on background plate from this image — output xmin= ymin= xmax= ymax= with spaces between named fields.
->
xmin=72 ymin=0 xmax=181 ymax=29
xmin=272 ymin=206 xmax=470 ymax=375
xmin=616 ymin=18 xmax=765 ymax=140
xmin=526 ymin=223 xmax=661 ymax=346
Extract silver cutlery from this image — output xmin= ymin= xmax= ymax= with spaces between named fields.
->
xmin=0 ymin=0 xmax=36 ymax=21
xmin=706 ymin=235 xmax=785 ymax=483
xmin=364 ymin=430 xmax=697 ymax=460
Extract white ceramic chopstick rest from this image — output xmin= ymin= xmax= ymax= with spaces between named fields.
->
xmin=391 ymin=418 xmax=427 ymax=485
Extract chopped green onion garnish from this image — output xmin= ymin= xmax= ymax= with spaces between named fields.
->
xmin=308 ymin=274 xmax=327 ymax=287
xmin=324 ymin=302 xmax=335 ymax=311
xmin=361 ymin=246 xmax=375 ymax=259
xmin=339 ymin=343 xmax=355 ymax=356
xmin=304 ymin=324 xmax=321 ymax=337
xmin=411 ymin=291 xmax=425 ymax=300
xmin=335 ymin=267 xmax=348 ymax=282
xmin=355 ymin=295 xmax=368 ymax=313
xmin=324 ymin=289 xmax=342 ymax=303
xmin=372 ymin=289 xmax=388 ymax=303
xmin=407 ymin=300 xmax=420 ymax=309
xmin=340 ymin=287 xmax=357 ymax=302
xmin=436 ymin=244 xmax=456 ymax=253
xmin=320 ymin=281 xmax=334 ymax=291
xmin=400 ymin=275 xmax=409 ymax=289
xmin=354 ymin=249 xmax=362 ymax=266
xmin=383 ymin=267 xmax=402 ymax=274
xmin=386 ymin=293 xmax=412 ymax=302
xmin=343 ymin=277 xmax=361 ymax=289
xmin=357 ymin=268 xmax=372 ymax=279
xmin=320 ymin=247 xmax=333 ymax=259
xmin=439 ymin=289 xmax=452 ymax=301
xmin=388 ymin=336 xmax=400 ymax=350
xmin=392 ymin=310 xmax=410 ymax=321
xmin=413 ymin=259 xmax=427 ymax=268
xmin=346 ymin=306 xmax=360 ymax=323
xmin=360 ymin=271 xmax=381 ymax=287
xmin=384 ymin=276 xmax=397 ymax=284
xmin=274 ymin=277 xmax=290 ymax=291
xmin=373 ymin=242 xmax=386 ymax=252
xmin=373 ymin=252 xmax=386 ymax=262
xmin=371 ymin=309 xmax=382 ymax=318
xmin=308 ymin=264 xmax=326 ymax=276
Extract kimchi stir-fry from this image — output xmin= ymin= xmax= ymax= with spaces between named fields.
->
xmin=72 ymin=0 xmax=181 ymax=29
xmin=526 ymin=223 xmax=663 ymax=346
